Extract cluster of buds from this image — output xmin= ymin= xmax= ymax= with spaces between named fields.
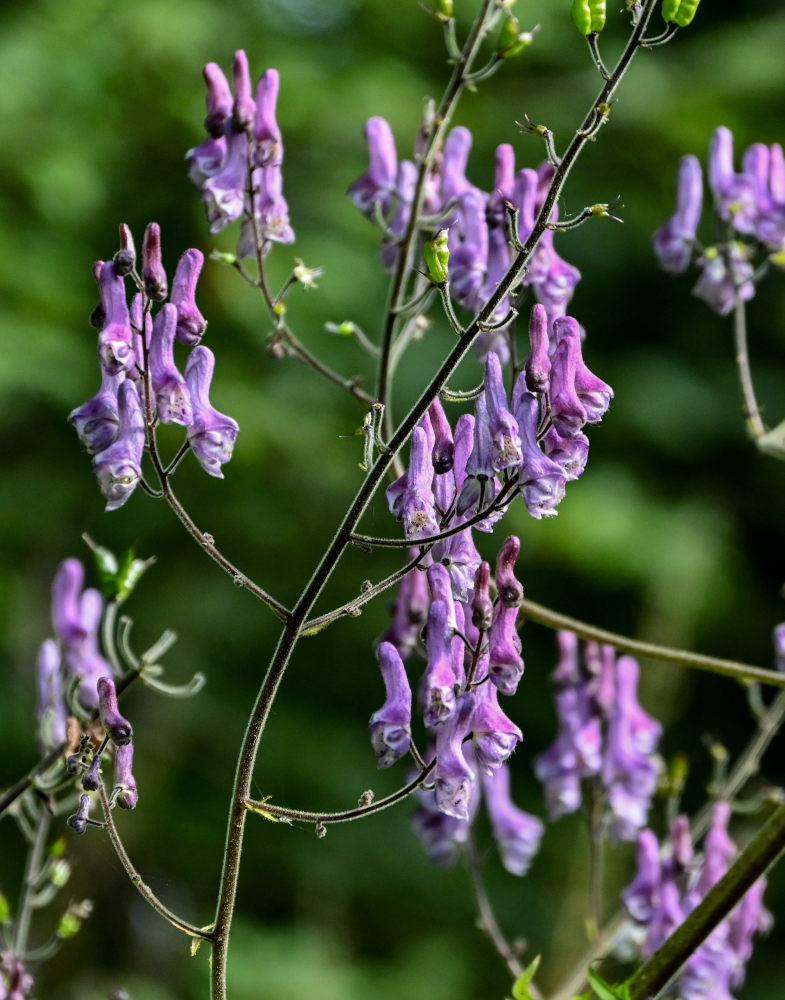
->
xmin=187 ymin=51 xmax=293 ymax=259
xmin=387 ymin=314 xmax=610 ymax=542
xmin=534 ymin=631 xmax=662 ymax=841
xmin=653 ymin=126 xmax=785 ymax=314
xmin=36 ymin=558 xmax=139 ymax=823
xmin=348 ymin=121 xmax=583 ymax=359
xmin=623 ymin=804 xmax=771 ymax=999
xmin=69 ymin=223 xmax=239 ymax=508
xmin=370 ymin=536 xmax=544 ymax=876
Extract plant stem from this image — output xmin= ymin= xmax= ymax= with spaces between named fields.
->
xmin=733 ymin=295 xmax=767 ymax=441
xmin=519 ymin=597 xmax=785 ymax=688
xmin=98 ymin=786 xmax=211 ymax=941
xmin=14 ymin=805 xmax=51 ymax=956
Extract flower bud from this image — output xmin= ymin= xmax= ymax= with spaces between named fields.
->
xmin=424 ymin=229 xmax=450 ymax=285
xmin=142 ymin=222 xmax=168 ymax=301
xmin=661 ymin=0 xmax=700 ymax=27
xmin=113 ymin=223 xmax=137 ymax=276
xmin=471 ymin=562 xmax=493 ymax=632
xmin=495 ymin=536 xmax=523 ymax=608
xmin=97 ymin=676 xmax=133 ymax=746
xmin=114 ymin=742 xmax=138 ymax=809
xmin=67 ymin=793 xmax=93 ymax=835
xmin=571 ymin=0 xmax=606 ymax=35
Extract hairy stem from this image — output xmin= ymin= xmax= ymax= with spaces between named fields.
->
xmin=733 ymin=295 xmax=767 ymax=441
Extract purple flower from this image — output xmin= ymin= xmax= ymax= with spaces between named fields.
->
xmin=96 ymin=261 xmax=135 ymax=375
xmin=456 ymin=395 xmax=497 ymax=516
xmin=512 ymin=385 xmax=567 ymax=518
xmin=495 ymin=535 xmax=523 ymax=608
xmin=237 ymin=163 xmax=295 ymax=257
xmin=51 ymin=558 xmax=89 ymax=645
xmin=149 ymin=304 xmax=193 ymax=426
xmin=471 ymin=561 xmax=493 ymax=632
xmin=434 ymin=692 xmax=476 ymax=820
xmin=440 ymin=126 xmax=474 ymax=212
xmin=142 ymin=222 xmax=168 ymax=302
xmin=708 ymin=126 xmax=758 ymax=235
xmin=253 ymin=69 xmax=283 ymax=168
xmin=97 ymin=676 xmax=133 ymax=746
xmin=421 ymin=600 xmax=458 ymax=728
xmin=543 ymin=425 xmax=589 ymax=481
xmin=185 ymin=346 xmax=239 ymax=478
xmin=381 ymin=554 xmax=429 ymax=660
xmin=487 ymin=601 xmax=523 ymax=696
xmin=449 ymin=189 xmax=488 ymax=310
xmin=114 ymin=742 xmax=139 ymax=809
xmin=231 ymin=50 xmax=256 ymax=132
xmin=524 ymin=303 xmax=551 ymax=393
xmin=369 ymin=641 xmax=412 ymax=767
xmin=429 ymin=396 xmax=454 ymax=474
xmin=202 ymin=61 xmax=233 ymax=136
xmin=693 ymin=244 xmax=755 ymax=315
xmin=36 ymin=638 xmax=66 ymax=751
xmin=471 ymin=680 xmax=522 ymax=775
xmin=482 ymin=765 xmax=543 ymax=876
xmin=398 ymin=425 xmax=439 ymax=540
xmin=69 ymin=368 xmax=123 ymax=454
xmin=412 ymin=780 xmax=473 ymax=866
xmin=379 ymin=159 xmax=417 ymax=272
xmin=170 ymin=249 xmax=208 ymax=346
xmin=602 ymin=655 xmax=661 ymax=841
xmin=93 ymin=380 xmax=145 ymax=510
xmin=347 ymin=117 xmax=398 ymax=219
xmin=653 ymin=154 xmax=703 ymax=274
xmin=201 ymin=128 xmax=248 ymax=234
xmin=484 ymin=352 xmax=521 ymax=472
xmin=622 ymin=829 xmax=662 ymax=922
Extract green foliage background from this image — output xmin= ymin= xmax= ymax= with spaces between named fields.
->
xmin=1 ymin=0 xmax=785 ymax=997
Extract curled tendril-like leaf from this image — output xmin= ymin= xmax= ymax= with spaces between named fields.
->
xmin=139 ymin=670 xmax=206 ymax=699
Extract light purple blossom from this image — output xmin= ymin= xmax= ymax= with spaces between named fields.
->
xmin=347 ymin=116 xmax=398 ymax=219
xmin=421 ymin=600 xmax=458 ymax=728
xmin=487 ymin=601 xmax=523 ymax=696
xmin=92 ymin=380 xmax=145 ymax=510
xmin=96 ymin=260 xmax=135 ymax=375
xmin=484 ymin=351 xmax=521 ymax=472
xmin=653 ymin=154 xmax=703 ymax=274
xmin=149 ymin=303 xmax=193 ymax=426
xmin=184 ymin=346 xmax=239 ymax=479
xmin=481 ymin=764 xmax=543 ymax=876
xmin=692 ymin=244 xmax=755 ymax=316
xmin=114 ymin=743 xmax=139 ymax=810
xmin=369 ymin=641 xmax=412 ymax=768
xmin=170 ymin=248 xmax=208 ymax=346
xmin=69 ymin=368 xmax=123 ymax=455
xmin=434 ymin=692 xmax=476 ymax=820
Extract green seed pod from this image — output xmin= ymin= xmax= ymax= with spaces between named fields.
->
xmin=571 ymin=0 xmax=606 ymax=35
xmin=662 ymin=0 xmax=700 ymax=27
xmin=424 ymin=229 xmax=450 ymax=285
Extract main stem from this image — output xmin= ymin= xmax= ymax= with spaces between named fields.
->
xmin=209 ymin=4 xmax=659 ymax=995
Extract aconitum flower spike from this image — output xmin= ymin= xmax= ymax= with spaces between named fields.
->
xmin=434 ymin=692 xmax=476 ymax=820
xmin=495 ymin=536 xmax=523 ymax=609
xmin=231 ymin=50 xmax=256 ymax=131
xmin=369 ymin=641 xmax=412 ymax=768
xmin=149 ymin=304 xmax=192 ymax=426
xmin=92 ymin=380 xmax=145 ymax=511
xmin=421 ymin=600 xmax=458 ymax=728
xmin=203 ymin=61 xmax=233 ymax=136
xmin=482 ymin=765 xmax=543 ymax=876
xmin=254 ymin=69 xmax=283 ymax=168
xmin=347 ymin=117 xmax=398 ymax=219
xmin=96 ymin=261 xmax=135 ymax=375
xmin=488 ymin=602 xmax=523 ymax=695
xmin=184 ymin=346 xmax=239 ymax=478
xmin=170 ymin=249 xmax=208 ymax=346
xmin=484 ymin=352 xmax=521 ymax=472
xmin=429 ymin=396 xmax=454 ymax=474
xmin=141 ymin=222 xmax=168 ymax=301
xmin=97 ymin=676 xmax=133 ymax=746
xmin=653 ymin=154 xmax=703 ymax=274
xmin=114 ymin=742 xmax=139 ymax=809
xmin=69 ymin=368 xmax=123 ymax=455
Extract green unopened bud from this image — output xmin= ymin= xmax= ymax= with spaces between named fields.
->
xmin=329 ymin=321 xmax=358 ymax=337
xmin=83 ymin=535 xmax=154 ymax=603
xmin=57 ymin=899 xmax=93 ymax=940
xmin=571 ymin=0 xmax=606 ymax=35
xmin=209 ymin=250 xmax=238 ymax=266
xmin=50 ymin=858 xmax=72 ymax=889
xmin=0 ymin=892 xmax=10 ymax=924
xmin=661 ymin=0 xmax=700 ymax=27
xmin=424 ymin=229 xmax=450 ymax=285
xmin=497 ymin=15 xmax=533 ymax=58
xmin=434 ymin=0 xmax=453 ymax=18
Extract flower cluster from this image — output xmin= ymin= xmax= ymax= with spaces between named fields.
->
xmin=187 ymin=52 xmax=293 ymax=258
xmin=653 ymin=126 xmax=785 ymax=314
xmin=623 ymin=804 xmax=772 ymax=999
xmin=534 ymin=631 xmax=662 ymax=841
xmin=69 ymin=224 xmax=239 ymax=508
xmin=37 ymin=559 xmax=139 ymax=819
xmin=348 ymin=120 xmax=582 ymax=358
xmin=369 ymin=535 xmax=543 ymax=876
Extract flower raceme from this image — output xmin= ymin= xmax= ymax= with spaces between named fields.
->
xmin=654 ymin=125 xmax=785 ymax=314
xmin=70 ymin=224 xmax=239 ymax=509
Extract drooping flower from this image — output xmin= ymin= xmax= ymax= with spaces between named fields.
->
xmin=149 ymin=303 xmax=193 ymax=426
xmin=369 ymin=641 xmax=412 ymax=768
xmin=184 ymin=346 xmax=239 ymax=478
xmin=92 ymin=380 xmax=145 ymax=510
xmin=653 ymin=154 xmax=703 ymax=274
xmin=481 ymin=764 xmax=543 ymax=876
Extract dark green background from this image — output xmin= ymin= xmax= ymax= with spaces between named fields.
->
xmin=2 ymin=1 xmax=785 ymax=997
